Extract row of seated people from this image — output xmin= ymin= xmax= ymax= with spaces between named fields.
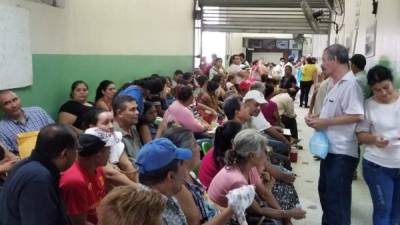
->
xmin=0 ymin=70 xmax=305 ymax=225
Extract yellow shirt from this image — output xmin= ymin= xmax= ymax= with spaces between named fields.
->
xmin=302 ymin=64 xmax=317 ymax=81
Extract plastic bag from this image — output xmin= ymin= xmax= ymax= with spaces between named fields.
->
xmin=227 ymin=185 xmax=256 ymax=225
xmin=309 ymin=131 xmax=329 ymax=159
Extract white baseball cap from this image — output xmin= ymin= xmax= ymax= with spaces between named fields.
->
xmin=243 ymin=90 xmax=267 ymax=104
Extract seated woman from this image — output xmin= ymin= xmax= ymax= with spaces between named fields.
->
xmin=138 ymin=101 xmax=159 ymax=144
xmin=356 ymin=65 xmax=400 ymax=225
xmin=98 ymin=185 xmax=165 ymax=225
xmin=208 ymin=129 xmax=305 ymax=225
xmin=58 ymin=80 xmax=93 ymax=133
xmin=163 ymin=85 xmax=210 ymax=135
xmin=163 ymin=127 xmax=234 ymax=225
xmin=199 ymin=120 xmax=242 ymax=190
xmin=83 ymin=108 xmax=138 ymax=183
xmin=95 ymin=80 xmax=116 ymax=111
xmin=197 ymin=80 xmax=224 ymax=117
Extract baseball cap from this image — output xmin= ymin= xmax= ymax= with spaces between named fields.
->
xmin=136 ymin=138 xmax=192 ymax=174
xmin=82 ymin=128 xmax=124 ymax=160
xmin=78 ymin=134 xmax=107 ymax=156
xmin=243 ymin=90 xmax=267 ymax=104
xmin=239 ymin=80 xmax=251 ymax=92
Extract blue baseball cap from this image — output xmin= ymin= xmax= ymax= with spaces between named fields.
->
xmin=136 ymin=138 xmax=193 ymax=174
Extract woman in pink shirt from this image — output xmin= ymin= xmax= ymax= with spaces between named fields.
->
xmin=164 ymin=85 xmax=209 ymax=134
xmin=199 ymin=120 xmax=242 ymax=189
xmin=208 ymin=129 xmax=306 ymax=224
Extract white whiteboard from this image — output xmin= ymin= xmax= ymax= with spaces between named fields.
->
xmin=0 ymin=5 xmax=32 ymax=90
xmin=252 ymin=52 xmax=283 ymax=64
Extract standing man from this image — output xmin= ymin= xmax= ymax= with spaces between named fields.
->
xmin=0 ymin=90 xmax=54 ymax=154
xmin=350 ymin=53 xmax=371 ymax=98
xmin=0 ymin=124 xmax=78 ymax=225
xmin=305 ymin=44 xmax=364 ymax=225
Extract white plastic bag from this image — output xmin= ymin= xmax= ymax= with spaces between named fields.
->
xmin=309 ymin=131 xmax=329 ymax=159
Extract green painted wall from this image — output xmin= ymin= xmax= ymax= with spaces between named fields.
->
xmin=12 ymin=54 xmax=192 ymax=118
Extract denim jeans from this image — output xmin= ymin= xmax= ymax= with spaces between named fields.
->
xmin=318 ymin=153 xmax=359 ymax=225
xmin=363 ymin=159 xmax=400 ymax=225
xmin=267 ymin=138 xmax=290 ymax=156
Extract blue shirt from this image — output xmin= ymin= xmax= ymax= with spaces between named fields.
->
xmin=0 ymin=152 xmax=68 ymax=225
xmin=0 ymin=107 xmax=54 ymax=153
xmin=118 ymin=85 xmax=144 ymax=116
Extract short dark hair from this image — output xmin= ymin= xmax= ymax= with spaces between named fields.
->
xmin=182 ymin=72 xmax=193 ymax=81
xmin=239 ymin=53 xmax=245 ymax=58
xmin=112 ymin=95 xmax=136 ymax=116
xmin=211 ymin=74 xmax=223 ymax=83
xmin=175 ymin=85 xmax=193 ymax=102
xmin=324 ymin=44 xmax=349 ymax=64
xmin=174 ymin=70 xmax=183 ymax=76
xmin=35 ymin=124 xmax=77 ymax=159
xmin=306 ymin=57 xmax=313 ymax=64
xmin=133 ymin=77 xmax=164 ymax=94
xmin=139 ymin=159 xmax=181 ymax=186
xmin=350 ymin=54 xmax=366 ymax=70
xmin=367 ymin=65 xmax=393 ymax=87
xmin=264 ymin=84 xmax=275 ymax=97
xmin=223 ymin=96 xmax=242 ymax=120
xmin=196 ymin=75 xmax=208 ymax=88
xmin=207 ymin=80 xmax=220 ymax=93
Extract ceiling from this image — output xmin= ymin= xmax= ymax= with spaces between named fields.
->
xmin=198 ymin=0 xmax=331 ymax=34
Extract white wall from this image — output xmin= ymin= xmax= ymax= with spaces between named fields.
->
xmin=328 ymin=0 xmax=400 ymax=74
xmin=0 ymin=0 xmax=194 ymax=55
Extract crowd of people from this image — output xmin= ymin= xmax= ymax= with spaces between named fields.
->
xmin=0 ymin=44 xmax=398 ymax=225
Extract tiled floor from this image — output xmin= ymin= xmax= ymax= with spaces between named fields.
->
xmin=291 ymin=106 xmax=373 ymax=225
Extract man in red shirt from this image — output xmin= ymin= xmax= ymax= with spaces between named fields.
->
xmin=60 ymin=133 xmax=111 ymax=225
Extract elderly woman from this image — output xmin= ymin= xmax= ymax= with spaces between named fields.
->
xmin=58 ymin=80 xmax=93 ymax=133
xmin=163 ymin=127 xmax=234 ymax=225
xmin=208 ymin=129 xmax=305 ymax=225
xmin=356 ymin=65 xmax=400 ymax=225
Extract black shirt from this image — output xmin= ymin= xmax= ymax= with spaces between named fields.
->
xmin=280 ymin=75 xmax=297 ymax=90
xmin=59 ymin=100 xmax=93 ymax=129
xmin=0 ymin=151 xmax=69 ymax=225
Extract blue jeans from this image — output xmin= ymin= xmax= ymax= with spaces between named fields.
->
xmin=363 ymin=159 xmax=400 ymax=225
xmin=267 ymin=138 xmax=290 ymax=156
xmin=318 ymin=153 xmax=359 ymax=225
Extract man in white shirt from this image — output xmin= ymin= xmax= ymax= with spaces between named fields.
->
xmin=305 ymin=44 xmax=364 ymax=225
xmin=273 ymin=57 xmax=286 ymax=79
xmin=271 ymin=89 xmax=298 ymax=140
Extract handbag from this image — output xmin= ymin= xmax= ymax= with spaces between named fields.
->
xmin=309 ymin=130 xmax=329 ymax=159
